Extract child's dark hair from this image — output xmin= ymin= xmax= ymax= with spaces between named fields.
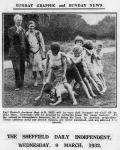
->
xmin=83 ymin=40 xmax=94 ymax=50
xmin=43 ymin=83 xmax=53 ymax=93
xmin=51 ymin=42 xmax=60 ymax=52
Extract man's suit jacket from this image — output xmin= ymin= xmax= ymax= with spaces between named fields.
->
xmin=8 ymin=26 xmax=29 ymax=59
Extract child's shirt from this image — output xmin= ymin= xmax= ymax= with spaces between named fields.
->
xmin=94 ymin=49 xmax=103 ymax=66
xmin=46 ymin=51 xmax=67 ymax=84
xmin=83 ymin=48 xmax=94 ymax=68
xmin=50 ymin=52 xmax=62 ymax=68
xmin=67 ymin=45 xmax=83 ymax=64
xmin=27 ymin=31 xmax=39 ymax=52
xmin=47 ymin=51 xmax=65 ymax=69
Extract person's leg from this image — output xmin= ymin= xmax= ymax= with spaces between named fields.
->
xmin=35 ymin=70 xmax=54 ymax=101
xmin=97 ymin=73 xmax=105 ymax=88
xmin=35 ymin=83 xmax=45 ymax=101
xmin=36 ymin=53 xmax=45 ymax=84
xmin=12 ymin=58 xmax=21 ymax=90
xmin=71 ymin=63 xmax=92 ymax=99
xmin=81 ymin=80 xmax=93 ymax=98
xmin=83 ymin=78 xmax=96 ymax=97
xmin=20 ymin=56 xmax=25 ymax=87
xmin=89 ymin=70 xmax=104 ymax=92
xmin=14 ymin=69 xmax=21 ymax=89
xmin=100 ymin=73 xmax=106 ymax=85
xmin=31 ymin=53 xmax=38 ymax=86
xmin=99 ymin=73 xmax=107 ymax=92
xmin=32 ymin=70 xmax=38 ymax=86
xmin=64 ymin=82 xmax=77 ymax=105
xmin=39 ymin=70 xmax=45 ymax=84
xmin=87 ymin=75 xmax=103 ymax=95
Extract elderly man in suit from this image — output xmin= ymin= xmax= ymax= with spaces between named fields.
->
xmin=8 ymin=14 xmax=29 ymax=91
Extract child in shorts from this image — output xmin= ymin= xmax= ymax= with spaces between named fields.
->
xmin=66 ymin=54 xmax=93 ymax=100
xmin=70 ymin=44 xmax=97 ymax=97
xmin=45 ymin=42 xmax=77 ymax=105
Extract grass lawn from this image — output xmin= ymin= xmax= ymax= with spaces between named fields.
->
xmin=3 ymin=51 xmax=116 ymax=107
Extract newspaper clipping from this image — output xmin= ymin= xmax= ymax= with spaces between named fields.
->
xmin=0 ymin=0 xmax=120 ymax=149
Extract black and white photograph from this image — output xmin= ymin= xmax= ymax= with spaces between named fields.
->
xmin=3 ymin=12 xmax=117 ymax=107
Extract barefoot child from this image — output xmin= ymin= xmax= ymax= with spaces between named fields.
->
xmin=93 ymin=42 xmax=107 ymax=92
xmin=44 ymin=42 xmax=77 ymax=105
xmin=66 ymin=54 xmax=93 ymax=100
xmin=70 ymin=44 xmax=97 ymax=98
xmin=83 ymin=40 xmax=104 ymax=93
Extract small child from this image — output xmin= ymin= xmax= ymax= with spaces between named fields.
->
xmin=45 ymin=42 xmax=77 ymax=105
xmin=70 ymin=44 xmax=97 ymax=98
xmin=66 ymin=52 xmax=93 ymax=100
xmin=93 ymin=42 xmax=107 ymax=92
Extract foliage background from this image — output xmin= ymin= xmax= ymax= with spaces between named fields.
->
xmin=3 ymin=13 xmax=116 ymax=58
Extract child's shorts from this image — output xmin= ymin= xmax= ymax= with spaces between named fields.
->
xmin=75 ymin=62 xmax=90 ymax=78
xmin=66 ymin=63 xmax=83 ymax=83
xmin=29 ymin=52 xmax=43 ymax=71
xmin=46 ymin=68 xmax=67 ymax=86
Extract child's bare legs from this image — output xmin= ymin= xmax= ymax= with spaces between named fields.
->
xmin=89 ymin=70 xmax=104 ymax=92
xmin=83 ymin=78 xmax=96 ymax=97
xmin=35 ymin=83 xmax=45 ymax=101
xmin=101 ymin=74 xmax=107 ymax=88
xmin=87 ymin=76 xmax=103 ymax=95
xmin=70 ymin=79 xmax=76 ymax=89
xmin=80 ymin=80 xmax=93 ymax=99
xmin=64 ymin=82 xmax=77 ymax=105
xmin=97 ymin=73 xmax=107 ymax=92
xmin=39 ymin=70 xmax=45 ymax=84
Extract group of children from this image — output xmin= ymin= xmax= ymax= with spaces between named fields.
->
xmin=35 ymin=36 xmax=107 ymax=106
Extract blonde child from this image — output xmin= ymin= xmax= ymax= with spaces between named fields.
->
xmin=70 ymin=44 xmax=97 ymax=98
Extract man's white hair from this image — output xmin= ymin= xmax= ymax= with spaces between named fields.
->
xmin=13 ymin=14 xmax=22 ymax=22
